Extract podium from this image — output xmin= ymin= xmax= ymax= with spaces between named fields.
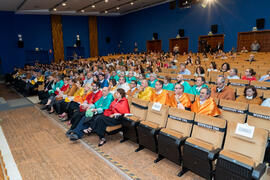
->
xmin=198 ymin=34 xmax=224 ymax=52
xmin=237 ymin=30 xmax=270 ymax=52
xmin=169 ymin=37 xmax=189 ymax=54
xmin=146 ymin=40 xmax=162 ymax=52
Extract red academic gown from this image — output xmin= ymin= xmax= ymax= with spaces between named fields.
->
xmin=104 ymin=97 xmax=130 ymax=117
xmin=80 ymin=90 xmax=102 ymax=112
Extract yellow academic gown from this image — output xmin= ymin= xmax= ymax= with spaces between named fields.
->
xmin=191 ymin=97 xmax=221 ymax=116
xmin=170 ymin=93 xmax=191 ymax=108
xmin=150 ymin=89 xmax=171 ymax=106
xmin=138 ymin=87 xmax=153 ymax=101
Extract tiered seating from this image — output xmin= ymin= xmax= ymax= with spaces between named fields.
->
xmin=179 ymin=114 xmax=226 ymax=179
xmin=215 ymin=122 xmax=268 ymax=180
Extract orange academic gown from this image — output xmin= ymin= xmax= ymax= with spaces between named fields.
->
xmin=170 ymin=93 xmax=192 ymax=108
xmin=191 ymin=97 xmax=221 ymax=116
xmin=150 ymin=90 xmax=171 ymax=106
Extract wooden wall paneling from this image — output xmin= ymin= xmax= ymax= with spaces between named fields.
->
xmin=169 ymin=37 xmax=189 ymax=54
xmin=50 ymin=15 xmax=64 ymax=63
xmin=198 ymin=34 xmax=224 ymax=52
xmin=146 ymin=40 xmax=162 ymax=52
xmin=89 ymin=16 xmax=99 ymax=57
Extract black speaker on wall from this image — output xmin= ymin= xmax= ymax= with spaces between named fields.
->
xmin=106 ymin=37 xmax=111 ymax=43
xmin=153 ymin=33 xmax=158 ymax=40
xmin=76 ymin=40 xmax=81 ymax=47
xmin=179 ymin=29 xmax=185 ymax=37
xmin=17 ymin=40 xmax=24 ymax=48
xmin=256 ymin=18 xmax=265 ymax=29
xmin=211 ymin=24 xmax=218 ymax=34
xmin=170 ymin=0 xmax=176 ymax=10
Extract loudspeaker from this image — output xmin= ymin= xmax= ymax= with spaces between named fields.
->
xmin=106 ymin=37 xmax=111 ymax=43
xmin=153 ymin=33 xmax=158 ymax=40
xmin=179 ymin=29 xmax=185 ymax=37
xmin=256 ymin=18 xmax=265 ymax=29
xmin=170 ymin=1 xmax=176 ymax=10
xmin=17 ymin=40 xmax=24 ymax=48
xmin=211 ymin=24 xmax=218 ymax=34
xmin=76 ymin=40 xmax=81 ymax=47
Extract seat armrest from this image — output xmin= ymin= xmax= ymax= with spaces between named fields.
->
xmin=178 ymin=137 xmax=188 ymax=145
xmin=252 ymin=163 xmax=266 ymax=180
xmin=208 ymin=148 xmax=221 ymax=160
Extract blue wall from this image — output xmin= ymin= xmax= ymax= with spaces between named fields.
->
xmin=118 ymin=0 xmax=270 ymax=53
xmin=62 ymin=16 xmax=90 ymax=58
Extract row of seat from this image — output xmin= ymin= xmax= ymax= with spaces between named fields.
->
xmin=120 ymin=98 xmax=270 ymax=179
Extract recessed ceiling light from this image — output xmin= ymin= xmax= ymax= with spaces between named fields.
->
xmin=105 ymin=10 xmax=108 ymax=13
xmin=81 ymin=9 xmax=85 ymax=13
xmin=92 ymin=5 xmax=95 ymax=8
xmin=62 ymin=3 xmax=67 ymax=6
xmin=116 ymin=7 xmax=120 ymax=10
xmin=130 ymin=2 xmax=134 ymax=5
xmin=53 ymin=8 xmax=57 ymax=11
xmin=105 ymin=0 xmax=109 ymax=2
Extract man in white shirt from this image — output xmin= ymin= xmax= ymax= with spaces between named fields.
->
xmin=259 ymin=70 xmax=270 ymax=82
xmin=179 ymin=63 xmax=191 ymax=75
xmin=83 ymin=72 xmax=93 ymax=86
xmin=111 ymin=76 xmax=130 ymax=94
xmin=227 ymin=68 xmax=240 ymax=80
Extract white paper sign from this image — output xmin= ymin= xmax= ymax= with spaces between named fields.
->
xmin=124 ymin=113 xmax=133 ymax=117
xmin=152 ymin=102 xmax=162 ymax=112
xmin=235 ymin=123 xmax=255 ymax=138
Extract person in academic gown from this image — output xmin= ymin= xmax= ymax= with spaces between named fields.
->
xmin=138 ymin=79 xmax=153 ymax=101
xmin=150 ymin=80 xmax=171 ymax=106
xmin=170 ymin=84 xmax=191 ymax=109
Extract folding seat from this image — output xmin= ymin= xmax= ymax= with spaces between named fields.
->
xmin=218 ymin=99 xmax=248 ymax=123
xmin=215 ymin=121 xmax=269 ymax=180
xmin=247 ymin=104 xmax=270 ymax=163
xmin=121 ymin=98 xmax=150 ymax=143
xmin=155 ymin=108 xmax=195 ymax=165
xmin=178 ymin=114 xmax=226 ymax=179
xmin=250 ymin=81 xmax=270 ymax=91
xmin=229 ymin=79 xmax=250 ymax=87
xmin=136 ymin=102 xmax=169 ymax=153
xmin=263 ymin=91 xmax=270 ymax=99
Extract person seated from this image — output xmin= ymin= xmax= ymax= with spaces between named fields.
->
xmin=211 ymin=76 xmax=235 ymax=100
xmin=207 ymin=62 xmax=218 ymax=72
xmin=259 ymin=70 xmax=270 ymax=82
xmin=241 ymin=46 xmax=248 ymax=53
xmin=179 ymin=63 xmax=191 ymax=75
xmin=137 ymin=79 xmax=153 ymax=101
xmin=150 ymin=80 xmax=171 ymax=106
xmin=261 ymin=98 xmax=270 ymax=107
xmin=250 ymin=40 xmax=260 ymax=52
xmin=108 ymin=79 xmax=117 ymax=92
xmin=67 ymin=87 xmax=114 ymax=139
xmin=170 ymin=62 xmax=178 ymax=69
xmin=191 ymin=87 xmax=221 ymax=116
xmin=38 ymin=75 xmax=54 ymax=104
xmin=227 ymin=68 xmax=240 ymax=79
xmin=110 ymin=70 xmax=120 ymax=82
xmin=83 ymin=72 xmax=93 ymax=86
xmin=185 ymin=55 xmax=193 ymax=66
xmin=241 ymin=68 xmax=257 ymax=81
xmin=163 ymin=76 xmax=174 ymax=91
xmin=176 ymin=74 xmax=191 ymax=93
xmin=194 ymin=66 xmax=205 ymax=77
xmin=98 ymin=73 xmax=109 ymax=88
xmin=216 ymin=42 xmax=223 ymax=52
xmin=148 ymin=73 xmax=158 ymax=88
xmin=170 ymin=84 xmax=191 ymax=109
xmin=112 ymin=76 xmax=130 ymax=94
xmin=194 ymin=58 xmax=201 ymax=67
xmin=190 ymin=76 xmax=208 ymax=95
xmin=245 ymin=54 xmax=256 ymax=63
xmin=126 ymin=71 xmax=137 ymax=84
xmin=79 ymin=88 xmax=129 ymax=146
xmin=126 ymin=80 xmax=139 ymax=98
xmin=236 ymin=85 xmax=262 ymax=105
xmin=220 ymin=62 xmax=230 ymax=73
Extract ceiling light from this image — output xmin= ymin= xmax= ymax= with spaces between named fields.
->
xmin=105 ymin=0 xmax=109 ymax=2
xmin=53 ymin=8 xmax=57 ymax=11
xmin=130 ymin=2 xmax=134 ymax=5
xmin=62 ymin=3 xmax=67 ymax=6
xmin=116 ymin=7 xmax=120 ymax=10
xmin=92 ymin=5 xmax=96 ymax=8
xmin=105 ymin=10 xmax=108 ymax=13
xmin=81 ymin=9 xmax=85 ymax=13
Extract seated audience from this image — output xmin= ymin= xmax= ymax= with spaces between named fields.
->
xmin=207 ymin=62 xmax=218 ymax=72
xmin=137 ymin=79 xmax=153 ymax=101
xmin=176 ymin=74 xmax=191 ymax=93
xmin=150 ymin=80 xmax=171 ymax=106
xmin=179 ymin=63 xmax=191 ymax=75
xmin=126 ymin=80 xmax=139 ymax=98
xmin=194 ymin=66 xmax=205 ymax=77
xmin=190 ymin=76 xmax=208 ymax=95
xmin=236 ymin=85 xmax=262 ymax=105
xmin=191 ymin=87 xmax=221 ymax=116
xmin=259 ymin=70 xmax=270 ymax=82
xmin=227 ymin=68 xmax=240 ymax=79
xmin=170 ymin=84 xmax=191 ymax=109
xmin=211 ymin=76 xmax=235 ymax=100
xmin=148 ymin=73 xmax=158 ymax=88
xmin=99 ymin=73 xmax=109 ymax=88
xmin=220 ymin=62 xmax=230 ymax=73
xmin=112 ymin=76 xmax=130 ymax=93
xmin=163 ymin=76 xmax=174 ymax=91
xmin=241 ymin=68 xmax=257 ymax=81
xmin=261 ymin=98 xmax=270 ymax=107
xmin=250 ymin=40 xmax=260 ymax=52
xmin=241 ymin=46 xmax=248 ymax=53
